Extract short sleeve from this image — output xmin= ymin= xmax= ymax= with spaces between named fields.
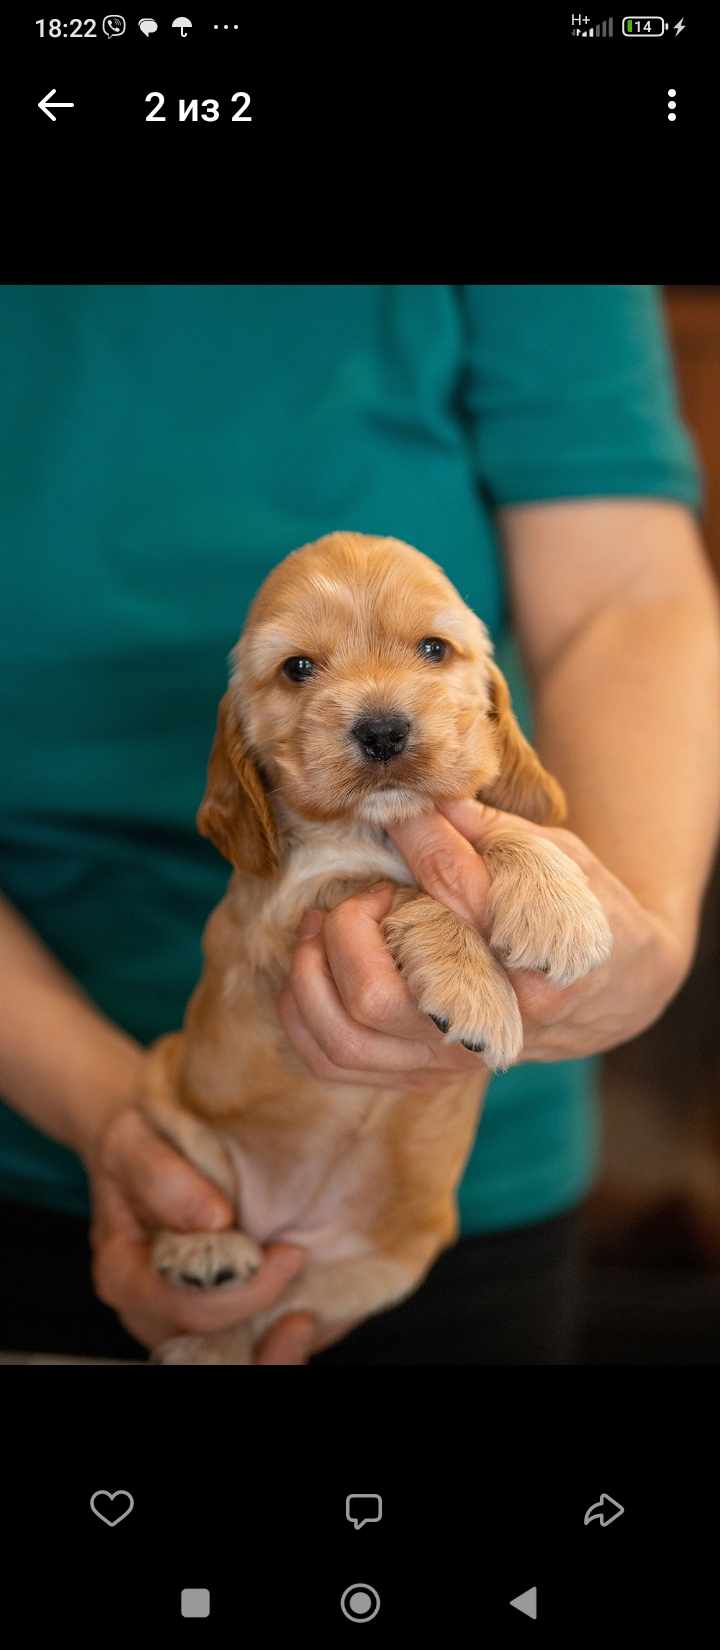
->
xmin=456 ymin=285 xmax=703 ymax=513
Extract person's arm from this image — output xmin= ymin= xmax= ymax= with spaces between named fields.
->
xmin=0 ymin=894 xmax=312 ymax=1360
xmin=501 ymin=498 xmax=720 ymax=965
xmin=0 ymin=890 xmax=146 ymax=1155
xmin=279 ymin=499 xmax=720 ymax=1086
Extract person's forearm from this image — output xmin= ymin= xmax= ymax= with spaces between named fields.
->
xmin=529 ymin=578 xmax=720 ymax=960
xmin=0 ymin=893 xmax=144 ymax=1158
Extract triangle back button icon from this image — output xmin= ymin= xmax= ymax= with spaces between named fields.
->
xmin=510 ymin=1586 xmax=537 ymax=1620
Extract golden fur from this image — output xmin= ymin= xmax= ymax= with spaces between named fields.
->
xmin=141 ymin=533 xmax=612 ymax=1363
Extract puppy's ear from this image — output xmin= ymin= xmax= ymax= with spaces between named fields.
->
xmin=476 ymin=661 xmax=567 ymax=826
xmin=197 ymin=692 xmax=279 ymax=877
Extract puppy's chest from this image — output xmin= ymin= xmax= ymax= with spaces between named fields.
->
xmin=241 ymin=829 xmax=415 ymax=973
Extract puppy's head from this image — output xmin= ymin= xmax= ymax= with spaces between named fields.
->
xmin=198 ymin=532 xmax=565 ymax=874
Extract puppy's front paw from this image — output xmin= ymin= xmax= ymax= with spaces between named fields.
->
xmin=382 ymin=896 xmax=523 ymax=1072
xmin=485 ymin=834 xmax=613 ymax=986
xmin=153 ymin=1230 xmax=262 ymax=1290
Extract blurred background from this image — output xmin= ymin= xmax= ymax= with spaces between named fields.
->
xmin=578 ymin=286 xmax=720 ymax=1363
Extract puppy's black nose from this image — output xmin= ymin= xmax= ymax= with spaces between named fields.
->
xmin=351 ymin=714 xmax=411 ymax=762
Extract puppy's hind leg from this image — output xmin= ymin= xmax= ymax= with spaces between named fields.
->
xmin=246 ymin=1207 xmax=459 ymax=1359
xmin=142 ymin=1035 xmax=262 ymax=1294
xmin=152 ymin=1213 xmax=457 ymax=1366
xmin=152 ymin=1326 xmax=255 ymax=1367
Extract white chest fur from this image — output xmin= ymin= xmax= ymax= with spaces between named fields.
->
xmin=264 ymin=822 xmax=414 ymax=926
xmin=227 ymin=812 xmax=416 ymax=979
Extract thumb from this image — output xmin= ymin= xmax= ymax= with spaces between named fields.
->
xmin=296 ymin=908 xmax=324 ymax=943
xmin=436 ymin=797 xmax=528 ymax=841
xmin=255 ymin=1312 xmax=317 ymax=1365
xmin=384 ymin=809 xmax=491 ymax=928
xmin=116 ymin=1115 xmax=235 ymax=1234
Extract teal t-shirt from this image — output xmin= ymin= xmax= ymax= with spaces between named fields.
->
xmin=0 ymin=285 xmax=701 ymax=1230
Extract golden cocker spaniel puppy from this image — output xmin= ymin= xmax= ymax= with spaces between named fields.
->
xmin=142 ymin=532 xmax=612 ymax=1363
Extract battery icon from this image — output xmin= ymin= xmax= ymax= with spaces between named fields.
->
xmin=622 ymin=16 xmax=668 ymax=33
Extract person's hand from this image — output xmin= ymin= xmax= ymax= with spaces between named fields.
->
xmin=277 ymin=876 xmax=502 ymax=1095
xmin=392 ymin=798 xmax=694 ymax=1062
xmin=83 ymin=1103 xmax=316 ymax=1363
xmin=277 ymin=800 xmax=693 ymax=1083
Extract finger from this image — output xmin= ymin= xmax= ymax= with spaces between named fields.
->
xmin=277 ymin=983 xmax=430 ymax=1086
xmin=254 ymin=1312 xmax=317 ymax=1365
xmin=288 ymin=925 xmax=433 ymax=1073
xmin=296 ymin=908 xmax=325 ymax=943
xmin=436 ymin=797 xmax=529 ymax=844
xmin=94 ymin=1237 xmax=307 ymax=1336
xmin=101 ymin=1109 xmax=234 ymax=1234
xmin=510 ymin=967 xmax=587 ymax=1026
xmin=324 ymin=898 xmax=514 ymax=1074
xmin=278 ymin=983 xmax=486 ymax=1088
xmin=322 ymin=892 xmax=442 ymax=1039
xmin=385 ymin=809 xmax=492 ymax=928
xmin=437 ymin=797 xmax=593 ymax=869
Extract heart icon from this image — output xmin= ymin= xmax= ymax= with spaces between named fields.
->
xmin=90 ymin=1489 xmax=134 ymax=1527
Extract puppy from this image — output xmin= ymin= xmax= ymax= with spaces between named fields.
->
xmin=143 ymin=532 xmax=612 ymax=1363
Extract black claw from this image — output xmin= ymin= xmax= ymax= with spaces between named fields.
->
xmin=180 ymin=1272 xmax=205 ymax=1288
xmin=461 ymin=1039 xmax=486 ymax=1054
xmin=539 ymin=963 xmax=552 ymax=975
xmin=429 ymin=1013 xmax=450 ymax=1034
xmin=213 ymin=1267 xmax=238 ymax=1286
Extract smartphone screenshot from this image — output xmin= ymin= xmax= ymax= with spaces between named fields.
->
xmin=1 ymin=8 xmax=717 ymax=1638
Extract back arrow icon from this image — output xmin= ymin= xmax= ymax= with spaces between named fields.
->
xmin=38 ymin=89 xmax=75 ymax=121
xmin=584 ymin=1493 xmax=624 ymax=1528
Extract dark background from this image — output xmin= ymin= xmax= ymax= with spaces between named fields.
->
xmin=5 ymin=11 xmax=714 ymax=280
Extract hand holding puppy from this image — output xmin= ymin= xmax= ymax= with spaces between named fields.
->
xmin=279 ymin=798 xmax=690 ymax=1082
xmin=85 ymin=1105 xmax=315 ymax=1362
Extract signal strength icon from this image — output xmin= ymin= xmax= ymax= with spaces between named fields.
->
xmin=571 ymin=13 xmax=615 ymax=32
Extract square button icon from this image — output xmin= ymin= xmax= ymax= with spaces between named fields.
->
xmin=181 ymin=1588 xmax=210 ymax=1618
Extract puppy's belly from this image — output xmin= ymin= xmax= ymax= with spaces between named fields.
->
xmin=220 ymin=1121 xmax=390 ymax=1265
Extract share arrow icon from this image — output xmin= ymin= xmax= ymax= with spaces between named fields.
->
xmin=584 ymin=1493 xmax=624 ymax=1528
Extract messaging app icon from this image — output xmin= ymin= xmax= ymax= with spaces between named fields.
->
xmin=346 ymin=1493 xmax=382 ymax=1530
xmin=102 ymin=14 xmax=126 ymax=36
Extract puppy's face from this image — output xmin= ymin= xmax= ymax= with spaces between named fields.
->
xmin=236 ymin=532 xmax=499 ymax=828
xmin=199 ymin=533 xmax=564 ymax=875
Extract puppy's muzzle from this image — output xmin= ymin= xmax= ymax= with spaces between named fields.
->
xmin=351 ymin=713 xmax=411 ymax=763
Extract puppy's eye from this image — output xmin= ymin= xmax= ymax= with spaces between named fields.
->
xmin=282 ymin=656 xmax=316 ymax=683
xmin=417 ymin=637 xmax=448 ymax=662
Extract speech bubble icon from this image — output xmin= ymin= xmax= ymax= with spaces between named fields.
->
xmin=102 ymin=15 xmax=126 ymax=37
xmin=139 ymin=17 xmax=158 ymax=34
xmin=346 ymin=1493 xmax=382 ymax=1530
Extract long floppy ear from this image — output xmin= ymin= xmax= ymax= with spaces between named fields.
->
xmin=197 ymin=691 xmax=279 ymax=877
xmin=476 ymin=661 xmax=567 ymax=826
